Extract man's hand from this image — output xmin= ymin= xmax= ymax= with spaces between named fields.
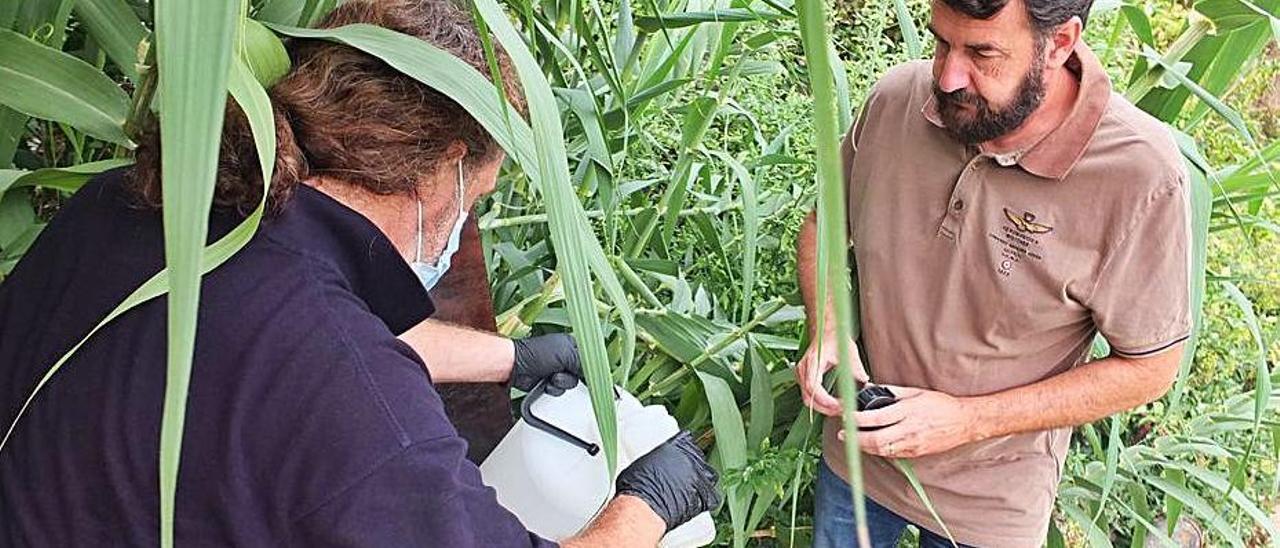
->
xmin=795 ymin=336 xmax=869 ymax=416
xmin=616 ymin=431 xmax=723 ymax=531
xmin=843 ymin=385 xmax=981 ymax=459
xmin=511 ymin=333 xmax=582 ymax=395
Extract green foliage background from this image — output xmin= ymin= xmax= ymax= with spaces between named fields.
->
xmin=1 ymin=0 xmax=1278 ymax=545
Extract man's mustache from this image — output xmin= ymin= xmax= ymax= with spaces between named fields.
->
xmin=934 ymin=85 xmax=985 ymax=109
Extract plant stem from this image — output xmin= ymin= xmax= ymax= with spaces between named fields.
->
xmin=637 ymin=298 xmax=786 ymax=400
xmin=481 ymin=201 xmax=741 ymax=229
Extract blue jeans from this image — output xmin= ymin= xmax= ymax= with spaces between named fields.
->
xmin=814 ymin=461 xmax=971 ymax=548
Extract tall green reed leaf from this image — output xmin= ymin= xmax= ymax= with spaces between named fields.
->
xmin=0 ymin=159 xmax=134 ymax=196
xmin=74 ymin=0 xmax=148 ymax=82
xmin=152 ymin=0 xmax=238 ymax=543
xmin=1220 ymin=281 xmax=1272 ymax=502
xmin=0 ymin=29 xmax=133 ymax=145
xmin=470 ymin=0 xmax=621 ymax=476
xmin=698 ymin=371 xmax=750 ymax=548
xmin=793 ymin=0 xmax=872 ymax=545
xmin=891 ymin=0 xmax=923 ymax=58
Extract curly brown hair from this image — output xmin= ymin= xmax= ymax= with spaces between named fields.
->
xmin=130 ymin=0 xmax=526 ymax=215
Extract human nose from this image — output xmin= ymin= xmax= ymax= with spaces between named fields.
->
xmin=935 ymin=53 xmax=972 ymax=94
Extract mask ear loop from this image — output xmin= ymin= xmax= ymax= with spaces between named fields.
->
xmin=414 ymin=198 xmax=424 ymax=263
xmin=455 ymin=160 xmax=465 ymax=217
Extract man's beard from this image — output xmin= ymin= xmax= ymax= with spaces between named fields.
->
xmin=933 ymin=50 xmax=1047 ymax=144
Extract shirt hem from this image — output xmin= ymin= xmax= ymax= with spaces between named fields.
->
xmin=823 ymin=453 xmax=1052 ymax=548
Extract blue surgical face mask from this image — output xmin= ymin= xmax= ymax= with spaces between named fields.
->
xmin=411 ymin=161 xmax=469 ymax=291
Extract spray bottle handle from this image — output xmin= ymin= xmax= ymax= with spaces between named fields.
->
xmin=521 ymin=379 xmax=601 ymax=456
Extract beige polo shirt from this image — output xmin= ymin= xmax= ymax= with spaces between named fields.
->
xmin=822 ymin=44 xmax=1191 ymax=547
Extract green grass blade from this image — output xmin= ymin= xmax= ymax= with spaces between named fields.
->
xmin=255 ymin=0 xmax=307 ymax=26
xmin=795 ymin=0 xmax=874 ymax=545
xmin=697 ymin=371 xmax=750 ymax=548
xmin=705 ymin=151 xmax=757 ymax=323
xmin=74 ymin=0 xmax=148 ymax=82
xmin=1166 ymin=146 xmax=1216 ymax=414
xmin=152 ymin=0 xmax=239 ymax=543
xmin=891 ymin=0 xmax=922 ymax=58
xmin=1142 ymin=475 xmax=1247 ymax=548
xmin=0 ymin=158 xmax=134 ymax=196
xmin=1091 ymin=416 xmax=1124 ymax=523
xmin=240 ymin=19 xmax=290 ymax=88
xmin=300 ymin=0 xmax=338 ymax=28
xmin=1220 ymin=281 xmax=1272 ymax=501
xmin=892 ymin=459 xmax=957 ymax=545
xmin=470 ymin=0 xmax=619 ymax=476
xmin=745 ymin=339 xmax=773 ymax=449
xmin=1140 ymin=47 xmax=1257 ymax=148
xmin=1156 ymin=460 xmax=1280 ymax=545
xmin=633 ymin=8 xmax=786 ymax=32
xmin=1061 ymin=501 xmax=1115 ymax=547
xmin=0 ymin=28 xmax=132 ymax=145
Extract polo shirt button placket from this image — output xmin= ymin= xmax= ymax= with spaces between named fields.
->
xmin=939 ymin=159 xmax=979 ymax=241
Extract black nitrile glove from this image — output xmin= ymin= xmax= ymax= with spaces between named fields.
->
xmin=616 ymin=430 xmax=723 ymax=532
xmin=511 ymin=333 xmax=582 ymax=395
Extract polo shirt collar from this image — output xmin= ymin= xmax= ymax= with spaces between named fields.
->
xmin=273 ymin=185 xmax=434 ymax=335
xmin=921 ymin=42 xmax=1112 ymax=180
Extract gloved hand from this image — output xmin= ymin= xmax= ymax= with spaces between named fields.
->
xmin=511 ymin=333 xmax=582 ymax=395
xmin=616 ymin=430 xmax=723 ymax=532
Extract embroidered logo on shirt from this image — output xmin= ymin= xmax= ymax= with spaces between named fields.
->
xmin=1003 ymin=208 xmax=1054 ymax=234
xmin=990 ymin=208 xmax=1052 ymax=278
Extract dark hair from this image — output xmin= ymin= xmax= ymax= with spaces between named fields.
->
xmin=130 ymin=0 xmax=525 ymax=215
xmin=940 ymin=0 xmax=1093 ymax=33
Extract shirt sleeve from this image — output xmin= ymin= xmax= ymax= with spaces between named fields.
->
xmin=1086 ymin=175 xmax=1193 ymax=358
xmin=290 ymin=435 xmax=557 ymax=547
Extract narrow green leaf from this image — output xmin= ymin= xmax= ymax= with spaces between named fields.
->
xmin=891 ymin=0 xmax=922 ymax=58
xmin=470 ymin=0 xmax=620 ymax=477
xmin=893 ymin=459 xmax=957 ymax=545
xmin=706 ymin=151 xmax=757 ymax=323
xmin=241 ymin=19 xmax=290 ymax=88
xmin=0 ymin=28 xmax=132 ymax=145
xmin=1141 ymin=47 xmax=1256 ymax=148
xmin=1155 ymin=460 xmax=1280 ymax=545
xmin=0 ymin=158 xmax=134 ymax=195
xmin=1221 ymin=280 xmax=1272 ymax=502
xmin=74 ymin=0 xmax=148 ymax=82
xmin=697 ymin=371 xmax=749 ymax=548
xmin=745 ymin=339 xmax=773 ymax=449
xmin=1195 ymin=0 xmax=1279 ymax=32
xmin=153 ymin=0 xmax=239 ymax=544
xmin=1121 ymin=5 xmax=1155 ymax=46
xmin=0 ymin=191 xmax=36 ymax=248
xmin=634 ymin=8 xmax=785 ymax=32
xmin=1061 ymin=501 xmax=1115 ymax=547
xmin=1091 ymin=416 xmax=1124 ymax=523
xmin=1143 ymin=475 xmax=1247 ymax=548
xmin=256 ymin=0 xmax=307 ymax=27
xmin=795 ymin=0 xmax=874 ymax=545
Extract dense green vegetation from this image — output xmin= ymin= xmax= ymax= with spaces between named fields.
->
xmin=0 ymin=0 xmax=1278 ymax=545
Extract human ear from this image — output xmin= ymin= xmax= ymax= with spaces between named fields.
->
xmin=1047 ymin=16 xmax=1082 ymax=69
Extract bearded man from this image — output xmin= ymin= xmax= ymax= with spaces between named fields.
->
xmin=794 ymin=0 xmax=1191 ymax=546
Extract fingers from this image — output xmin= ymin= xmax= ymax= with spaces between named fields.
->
xmin=854 ymin=405 xmax=905 ymax=430
xmin=797 ymin=357 xmax=842 ymax=417
xmin=850 ymin=355 xmax=870 ymax=384
xmin=856 ymin=427 xmax=898 ymax=457
xmin=876 ymin=384 xmax=923 ymax=399
xmin=551 ymin=371 xmax=578 ymax=389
